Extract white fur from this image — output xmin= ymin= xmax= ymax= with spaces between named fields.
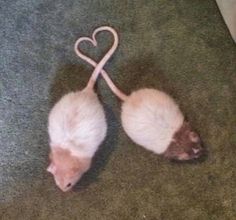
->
xmin=48 ymin=89 xmax=107 ymax=158
xmin=121 ymin=89 xmax=184 ymax=154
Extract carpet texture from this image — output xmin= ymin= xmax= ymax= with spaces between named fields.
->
xmin=1 ymin=0 xmax=236 ymax=219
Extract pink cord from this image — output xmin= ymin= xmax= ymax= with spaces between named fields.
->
xmin=74 ymin=26 xmax=127 ymax=101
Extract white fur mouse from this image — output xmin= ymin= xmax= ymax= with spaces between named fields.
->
xmin=47 ymin=26 xmax=118 ymax=192
xmin=75 ymin=27 xmax=204 ymax=161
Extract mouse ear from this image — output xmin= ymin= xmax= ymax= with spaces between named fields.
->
xmin=47 ymin=163 xmax=56 ymax=174
xmin=189 ymin=132 xmax=199 ymax=143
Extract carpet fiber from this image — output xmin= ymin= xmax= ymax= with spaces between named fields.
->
xmin=1 ymin=0 xmax=236 ymax=219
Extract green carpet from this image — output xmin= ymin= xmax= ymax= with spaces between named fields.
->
xmin=1 ymin=0 xmax=236 ymax=219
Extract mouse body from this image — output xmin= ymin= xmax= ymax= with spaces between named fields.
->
xmin=75 ymin=27 xmax=204 ymax=161
xmin=121 ymin=88 xmax=184 ymax=155
xmin=47 ymin=26 xmax=118 ymax=192
xmin=120 ymin=88 xmax=203 ymax=160
xmin=47 ymin=89 xmax=107 ymax=191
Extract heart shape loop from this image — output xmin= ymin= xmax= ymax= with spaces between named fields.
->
xmin=74 ymin=26 xmax=119 ymax=89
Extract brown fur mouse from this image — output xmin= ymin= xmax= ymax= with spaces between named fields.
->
xmin=75 ymin=27 xmax=204 ymax=161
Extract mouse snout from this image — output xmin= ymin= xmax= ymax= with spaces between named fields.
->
xmin=60 ymin=184 xmax=73 ymax=192
xmin=62 ymin=187 xmax=71 ymax=192
xmin=192 ymin=146 xmax=205 ymax=159
xmin=55 ymin=180 xmax=73 ymax=192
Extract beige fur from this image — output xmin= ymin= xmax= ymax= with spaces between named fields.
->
xmin=47 ymin=147 xmax=91 ymax=192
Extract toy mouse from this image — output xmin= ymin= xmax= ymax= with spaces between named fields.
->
xmin=75 ymin=27 xmax=204 ymax=161
xmin=47 ymin=26 xmax=118 ymax=192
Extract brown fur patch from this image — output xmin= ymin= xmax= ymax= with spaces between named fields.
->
xmin=163 ymin=122 xmax=203 ymax=160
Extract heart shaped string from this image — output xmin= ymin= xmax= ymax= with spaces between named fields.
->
xmin=74 ymin=26 xmax=126 ymax=100
xmin=74 ymin=26 xmax=119 ymax=89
